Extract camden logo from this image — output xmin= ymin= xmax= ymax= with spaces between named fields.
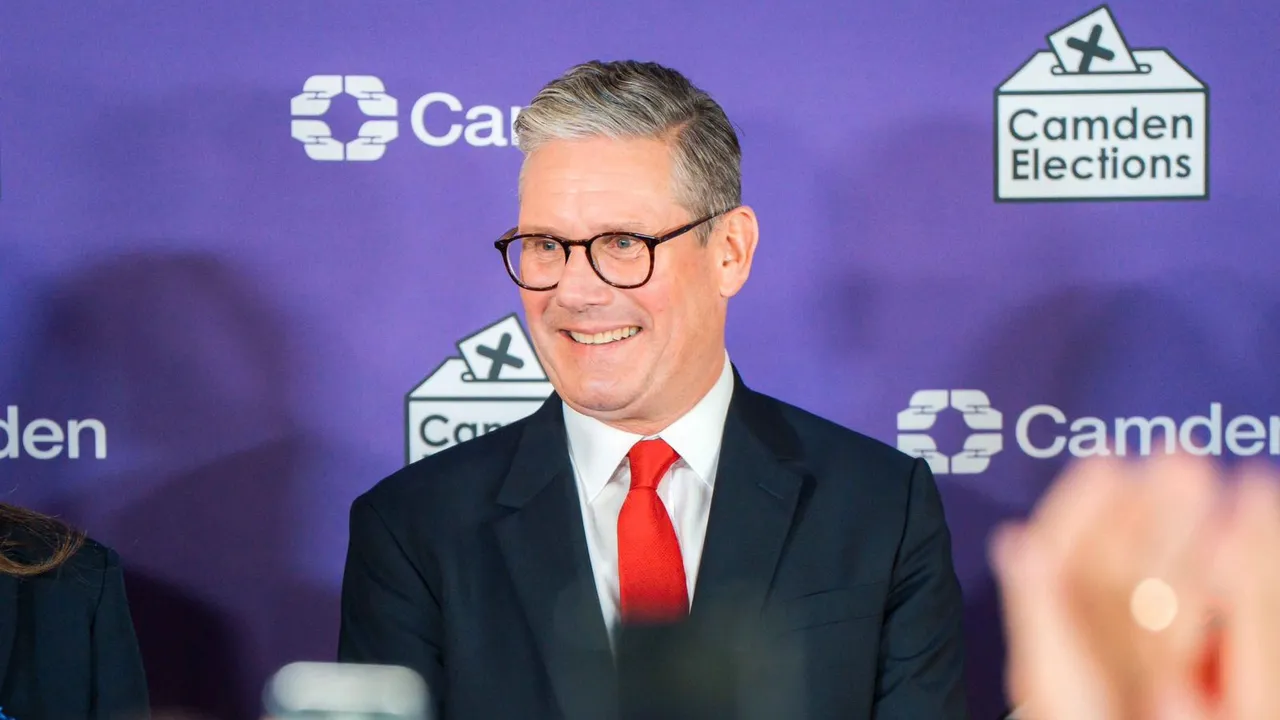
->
xmin=994 ymin=5 xmax=1209 ymax=201
xmin=404 ymin=314 xmax=553 ymax=462
xmin=0 ymin=405 xmax=108 ymax=460
xmin=290 ymin=75 xmax=524 ymax=162
xmin=898 ymin=391 xmax=1280 ymax=475
xmin=898 ymin=390 xmax=1003 ymax=475
xmin=291 ymin=76 xmax=398 ymax=161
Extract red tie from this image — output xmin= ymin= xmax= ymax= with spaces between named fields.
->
xmin=617 ymin=438 xmax=688 ymax=623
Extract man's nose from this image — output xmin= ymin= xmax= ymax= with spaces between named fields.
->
xmin=553 ymin=246 xmax=611 ymax=309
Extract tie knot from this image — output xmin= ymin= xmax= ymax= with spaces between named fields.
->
xmin=627 ymin=438 xmax=679 ymax=491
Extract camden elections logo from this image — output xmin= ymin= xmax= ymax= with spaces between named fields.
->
xmin=290 ymin=74 xmax=524 ymax=162
xmin=995 ymin=5 xmax=1209 ymax=201
xmin=405 ymin=314 xmax=553 ymax=462
xmin=898 ymin=391 xmax=1280 ymax=475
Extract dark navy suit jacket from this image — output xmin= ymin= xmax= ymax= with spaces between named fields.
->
xmin=339 ymin=368 xmax=968 ymax=719
xmin=0 ymin=536 xmax=150 ymax=720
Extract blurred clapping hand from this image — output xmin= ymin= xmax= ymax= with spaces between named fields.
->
xmin=993 ymin=452 xmax=1280 ymax=719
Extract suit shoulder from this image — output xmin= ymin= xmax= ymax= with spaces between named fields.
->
xmin=65 ymin=536 xmax=118 ymax=573
xmin=60 ymin=537 xmax=122 ymax=601
xmin=4 ymin=531 xmax=121 ymax=613
xmin=761 ymin=392 xmax=920 ymax=475
xmin=1 ymin=514 xmax=116 ymax=572
xmin=748 ymin=392 xmax=935 ymax=525
xmin=355 ymin=414 xmax=529 ymax=524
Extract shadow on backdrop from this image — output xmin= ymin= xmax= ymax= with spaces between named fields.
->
xmin=12 ymin=252 xmax=337 ymax=719
xmin=720 ymin=113 xmax=842 ymax=399
xmin=968 ymin=269 xmax=1280 ymax=479
xmin=815 ymin=115 xmax=1105 ymax=718
xmin=820 ymin=110 xmax=1280 ymax=714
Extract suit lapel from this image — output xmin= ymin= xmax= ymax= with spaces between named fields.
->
xmin=0 ymin=573 xmax=16 ymax=691
xmin=493 ymin=395 xmax=617 ymax=720
xmin=691 ymin=370 xmax=807 ymax=626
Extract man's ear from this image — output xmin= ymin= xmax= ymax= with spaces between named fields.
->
xmin=712 ymin=206 xmax=759 ymax=298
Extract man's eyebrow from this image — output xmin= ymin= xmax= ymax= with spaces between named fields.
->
xmin=517 ymin=220 xmax=654 ymax=236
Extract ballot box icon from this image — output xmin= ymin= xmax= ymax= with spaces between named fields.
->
xmin=405 ymin=313 xmax=554 ymax=462
xmin=995 ymin=4 xmax=1208 ymax=202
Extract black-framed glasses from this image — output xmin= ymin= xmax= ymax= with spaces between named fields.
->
xmin=493 ymin=210 xmax=731 ymax=291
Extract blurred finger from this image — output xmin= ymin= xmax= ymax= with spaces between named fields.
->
xmin=1032 ymin=456 xmax=1129 ymax=568
xmin=1150 ymin=678 xmax=1213 ymax=720
xmin=1134 ymin=451 xmax=1219 ymax=573
xmin=1217 ymin=464 xmax=1280 ymax=720
xmin=1129 ymin=453 xmax=1222 ymax=691
xmin=993 ymin=522 xmax=1117 ymax=720
xmin=1049 ymin=457 xmax=1147 ymax=707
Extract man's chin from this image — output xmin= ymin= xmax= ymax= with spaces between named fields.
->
xmin=558 ymin=382 xmax=643 ymax=418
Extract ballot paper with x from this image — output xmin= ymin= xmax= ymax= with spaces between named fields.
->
xmin=1046 ymin=5 xmax=1139 ymax=74
xmin=405 ymin=313 xmax=553 ymax=462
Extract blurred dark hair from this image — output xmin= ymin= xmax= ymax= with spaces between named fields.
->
xmin=0 ymin=502 xmax=86 ymax=576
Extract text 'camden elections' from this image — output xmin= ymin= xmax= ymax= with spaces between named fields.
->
xmin=1005 ymin=103 xmax=1198 ymax=183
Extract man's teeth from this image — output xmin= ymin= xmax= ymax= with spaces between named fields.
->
xmin=568 ymin=327 xmax=640 ymax=345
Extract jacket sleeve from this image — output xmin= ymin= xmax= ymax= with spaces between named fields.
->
xmin=872 ymin=458 xmax=969 ymax=719
xmin=338 ymin=493 xmax=444 ymax=716
xmin=91 ymin=548 xmax=151 ymax=720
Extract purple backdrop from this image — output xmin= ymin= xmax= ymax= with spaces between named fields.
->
xmin=2 ymin=2 xmax=1278 ymax=717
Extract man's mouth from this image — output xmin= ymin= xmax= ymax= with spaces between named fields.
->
xmin=565 ymin=326 xmax=641 ymax=345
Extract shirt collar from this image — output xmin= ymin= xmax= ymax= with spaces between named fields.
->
xmin=562 ymin=350 xmax=734 ymax=503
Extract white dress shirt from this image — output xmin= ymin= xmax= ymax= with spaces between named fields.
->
xmin=562 ymin=350 xmax=734 ymax=641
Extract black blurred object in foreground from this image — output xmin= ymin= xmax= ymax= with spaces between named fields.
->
xmin=614 ymin=609 xmax=805 ymax=720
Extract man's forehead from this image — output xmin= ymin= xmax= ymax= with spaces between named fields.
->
xmin=516 ymin=215 xmax=663 ymax=237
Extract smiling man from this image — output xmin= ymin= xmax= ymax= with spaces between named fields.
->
xmin=338 ymin=60 xmax=968 ymax=720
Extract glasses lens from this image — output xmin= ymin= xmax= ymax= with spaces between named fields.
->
xmin=590 ymin=235 xmax=651 ymax=287
xmin=507 ymin=237 xmax=564 ymax=289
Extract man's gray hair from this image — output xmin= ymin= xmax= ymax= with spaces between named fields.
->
xmin=514 ymin=60 xmax=741 ymax=239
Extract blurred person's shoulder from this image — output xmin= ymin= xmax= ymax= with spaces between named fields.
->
xmin=0 ymin=517 xmax=120 ymax=607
